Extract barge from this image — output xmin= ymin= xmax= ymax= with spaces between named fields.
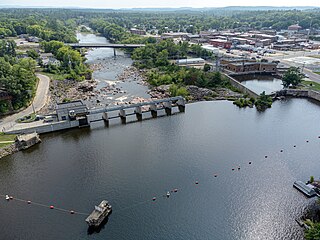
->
xmin=85 ymin=200 xmax=112 ymax=227
xmin=293 ymin=181 xmax=317 ymax=198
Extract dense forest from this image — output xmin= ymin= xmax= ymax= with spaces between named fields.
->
xmin=0 ymin=8 xmax=319 ymax=39
xmin=0 ymin=40 xmax=37 ymax=113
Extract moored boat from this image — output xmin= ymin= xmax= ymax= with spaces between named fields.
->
xmin=85 ymin=200 xmax=112 ymax=228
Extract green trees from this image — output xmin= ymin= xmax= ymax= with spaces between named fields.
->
xmin=0 ymin=40 xmax=16 ymax=57
xmin=40 ymin=40 xmax=91 ymax=81
xmin=255 ymin=91 xmax=273 ymax=111
xmin=305 ymin=221 xmax=320 ymax=240
xmin=0 ymin=57 xmax=37 ymax=111
xmin=26 ymin=49 xmax=39 ymax=60
xmin=169 ymin=84 xmax=188 ymax=97
xmin=282 ymin=67 xmax=304 ymax=88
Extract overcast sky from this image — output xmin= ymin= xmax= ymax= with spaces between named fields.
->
xmin=0 ymin=0 xmax=319 ymax=8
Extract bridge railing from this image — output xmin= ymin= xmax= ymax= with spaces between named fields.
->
xmin=89 ymin=96 xmax=184 ymax=115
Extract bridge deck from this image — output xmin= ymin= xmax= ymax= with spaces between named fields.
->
xmin=89 ymin=96 xmax=183 ymax=115
xmin=68 ymin=43 xmax=145 ymax=48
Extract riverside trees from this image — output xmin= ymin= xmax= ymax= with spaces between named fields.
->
xmin=282 ymin=67 xmax=304 ymax=88
xmin=0 ymin=41 xmax=37 ymax=113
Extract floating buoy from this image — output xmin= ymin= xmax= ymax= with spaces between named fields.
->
xmin=152 ymin=197 xmax=156 ymax=201
xmin=27 ymin=201 xmax=31 ymax=204
xmin=232 ymin=168 xmax=235 ymax=171
xmin=249 ymin=162 xmax=252 ymax=164
xmin=214 ymin=174 xmax=218 ymax=177
xmin=238 ymin=167 xmax=240 ymax=170
xmin=70 ymin=210 xmax=75 ymax=214
xmin=265 ymin=155 xmax=268 ymax=158
xmin=306 ymin=140 xmax=309 ymax=143
xmin=195 ymin=181 xmax=199 ymax=184
xmin=294 ymin=145 xmax=296 ymax=147
xmin=280 ymin=150 xmax=283 ymax=152
xmin=173 ymin=189 xmax=178 ymax=193
xmin=50 ymin=205 xmax=54 ymax=209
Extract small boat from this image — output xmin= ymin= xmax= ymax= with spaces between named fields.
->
xmin=166 ymin=191 xmax=170 ymax=198
xmin=5 ymin=195 xmax=10 ymax=200
xmin=85 ymin=200 xmax=112 ymax=228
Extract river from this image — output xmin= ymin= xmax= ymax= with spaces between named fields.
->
xmin=0 ymin=33 xmax=319 ymax=240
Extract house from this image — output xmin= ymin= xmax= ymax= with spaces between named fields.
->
xmin=27 ymin=36 xmax=41 ymax=43
xmin=42 ymin=57 xmax=60 ymax=67
xmin=130 ymin=28 xmax=146 ymax=35
xmin=40 ymin=53 xmax=60 ymax=67
xmin=288 ymin=24 xmax=302 ymax=32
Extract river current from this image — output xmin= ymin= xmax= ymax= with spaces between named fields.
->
xmin=0 ymin=33 xmax=319 ymax=240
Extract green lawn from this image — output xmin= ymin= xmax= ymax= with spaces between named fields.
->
xmin=302 ymin=80 xmax=320 ymax=91
xmin=40 ymin=71 xmax=69 ymax=81
xmin=309 ymin=55 xmax=320 ymax=59
xmin=315 ymin=72 xmax=320 ymax=75
xmin=0 ymin=133 xmax=16 ymax=148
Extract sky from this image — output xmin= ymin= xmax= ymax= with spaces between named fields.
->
xmin=0 ymin=0 xmax=319 ymax=9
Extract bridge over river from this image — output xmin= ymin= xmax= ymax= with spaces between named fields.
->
xmin=67 ymin=43 xmax=145 ymax=56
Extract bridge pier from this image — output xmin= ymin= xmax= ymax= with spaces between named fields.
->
xmin=163 ymin=101 xmax=172 ymax=115
xmin=177 ymin=98 xmax=186 ymax=112
xmin=113 ymin=48 xmax=116 ymax=57
xmin=102 ymin=112 xmax=109 ymax=127
xmin=149 ymin=104 xmax=157 ymax=118
xmin=134 ymin=106 xmax=143 ymax=121
xmin=119 ymin=109 xmax=126 ymax=124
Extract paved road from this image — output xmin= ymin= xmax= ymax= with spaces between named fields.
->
xmin=0 ymin=74 xmax=50 ymax=132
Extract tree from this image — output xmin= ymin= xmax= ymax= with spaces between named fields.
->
xmin=255 ymin=91 xmax=273 ymax=111
xmin=305 ymin=222 xmax=320 ymax=240
xmin=203 ymin=64 xmax=211 ymax=72
xmin=26 ymin=49 xmax=39 ymax=60
xmin=282 ymin=67 xmax=304 ymax=88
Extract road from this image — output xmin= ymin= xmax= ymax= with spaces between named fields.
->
xmin=0 ymin=74 xmax=50 ymax=132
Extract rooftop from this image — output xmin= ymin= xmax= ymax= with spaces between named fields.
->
xmin=56 ymin=100 xmax=86 ymax=110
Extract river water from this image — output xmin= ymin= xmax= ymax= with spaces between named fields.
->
xmin=241 ymin=76 xmax=284 ymax=95
xmin=0 ymin=34 xmax=320 ymax=240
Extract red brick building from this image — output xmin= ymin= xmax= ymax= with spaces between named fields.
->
xmin=209 ymin=39 xmax=232 ymax=49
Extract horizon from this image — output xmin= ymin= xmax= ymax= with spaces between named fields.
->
xmin=0 ymin=0 xmax=319 ymax=9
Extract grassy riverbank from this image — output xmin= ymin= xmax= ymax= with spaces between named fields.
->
xmin=0 ymin=133 xmax=16 ymax=148
xmin=302 ymin=80 xmax=320 ymax=91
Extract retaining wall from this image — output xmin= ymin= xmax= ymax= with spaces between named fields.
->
xmin=276 ymin=89 xmax=320 ymax=102
xmin=5 ymin=120 xmax=80 ymax=135
xmin=224 ymin=74 xmax=259 ymax=98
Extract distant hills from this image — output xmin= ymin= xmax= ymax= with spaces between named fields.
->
xmin=0 ymin=5 xmax=319 ymax=11
xmin=124 ymin=6 xmax=319 ymax=11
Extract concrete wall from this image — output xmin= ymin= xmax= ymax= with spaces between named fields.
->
xmin=308 ymin=90 xmax=320 ymax=102
xmin=224 ymin=74 xmax=259 ymax=98
xmin=5 ymin=120 xmax=80 ymax=135
xmin=276 ymin=89 xmax=320 ymax=102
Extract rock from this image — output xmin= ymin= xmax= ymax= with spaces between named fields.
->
xmin=186 ymin=85 xmax=216 ymax=101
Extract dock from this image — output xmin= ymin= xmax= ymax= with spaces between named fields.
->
xmin=293 ymin=181 xmax=317 ymax=198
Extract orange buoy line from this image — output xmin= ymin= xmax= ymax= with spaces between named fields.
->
xmin=0 ymin=194 xmax=89 ymax=216
xmin=1 ymin=136 xmax=319 ymax=217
